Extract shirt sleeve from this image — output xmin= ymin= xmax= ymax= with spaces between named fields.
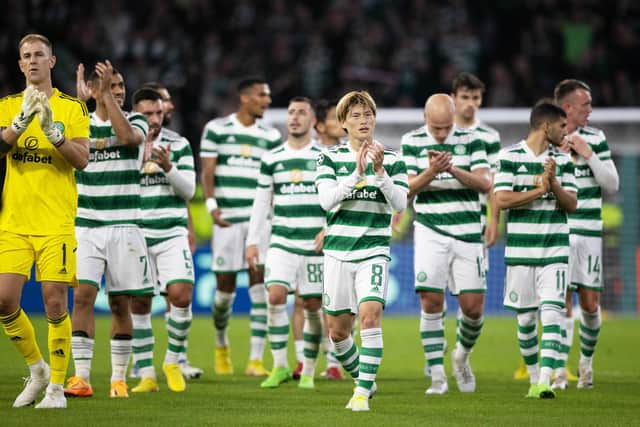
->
xmin=493 ymin=149 xmax=514 ymax=193
xmin=469 ymin=138 xmax=489 ymax=171
xmin=200 ymin=122 xmax=219 ymax=158
xmin=560 ymin=157 xmax=578 ymax=193
xmin=400 ymin=134 xmax=418 ymax=176
xmin=65 ymin=99 xmax=90 ymax=140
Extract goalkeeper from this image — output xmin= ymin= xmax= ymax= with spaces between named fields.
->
xmin=0 ymin=34 xmax=90 ymax=410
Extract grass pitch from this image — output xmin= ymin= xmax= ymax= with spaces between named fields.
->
xmin=1 ymin=315 xmax=638 ymax=426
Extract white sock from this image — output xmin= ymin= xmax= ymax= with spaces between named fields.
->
xmin=71 ymin=335 xmax=94 ymax=381
xmin=110 ymin=337 xmax=132 ymax=382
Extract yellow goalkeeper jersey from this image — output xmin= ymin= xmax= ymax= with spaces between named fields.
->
xmin=0 ymin=88 xmax=89 ymax=235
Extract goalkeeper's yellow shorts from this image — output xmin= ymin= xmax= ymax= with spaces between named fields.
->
xmin=0 ymin=230 xmax=77 ymax=286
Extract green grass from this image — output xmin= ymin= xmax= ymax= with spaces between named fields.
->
xmin=1 ymin=315 xmax=639 ymax=426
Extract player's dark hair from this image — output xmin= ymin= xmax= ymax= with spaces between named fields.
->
xmin=289 ymin=96 xmax=314 ymax=113
xmin=237 ymin=77 xmax=267 ymax=94
xmin=132 ymin=87 xmax=163 ymax=105
xmin=452 ymin=72 xmax=485 ymax=95
xmin=314 ymin=99 xmax=339 ymax=124
xmin=530 ymin=99 xmax=566 ymax=130
xmin=141 ymin=81 xmax=166 ymax=91
xmin=554 ymin=79 xmax=591 ymax=104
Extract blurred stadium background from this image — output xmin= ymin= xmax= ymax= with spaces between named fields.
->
xmin=3 ymin=0 xmax=639 ymax=315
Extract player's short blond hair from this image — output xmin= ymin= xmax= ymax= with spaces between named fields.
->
xmin=19 ymin=34 xmax=53 ymax=54
xmin=336 ymin=91 xmax=377 ymax=124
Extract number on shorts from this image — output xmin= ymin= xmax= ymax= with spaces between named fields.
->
xmin=139 ymin=255 xmax=148 ymax=276
xmin=476 ymin=256 xmax=485 ymax=278
xmin=556 ymin=269 xmax=566 ymax=297
xmin=371 ymin=264 xmax=383 ymax=287
xmin=61 ymin=243 xmax=67 ymax=271
xmin=183 ymin=249 xmax=193 ymax=270
xmin=587 ymin=255 xmax=600 ymax=274
xmin=306 ymin=263 xmax=323 ymax=283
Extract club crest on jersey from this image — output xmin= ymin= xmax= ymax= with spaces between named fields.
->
xmin=143 ymin=161 xmax=160 ymax=174
xmin=289 ymin=169 xmax=303 ymax=183
xmin=53 ymin=121 xmax=65 ymax=134
xmin=257 ymin=139 xmax=267 ymax=148
xmin=306 ymin=160 xmax=316 ymax=170
xmin=416 ymin=271 xmax=427 ymax=282
xmin=532 ymin=174 xmax=543 ymax=188
xmin=240 ymin=144 xmax=252 ymax=158
xmin=454 ymin=144 xmax=466 ymax=155
xmin=95 ymin=138 xmax=107 ymax=150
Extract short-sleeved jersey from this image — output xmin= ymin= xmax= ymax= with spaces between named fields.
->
xmin=316 ymin=143 xmax=409 ymax=262
xmin=567 ymin=126 xmax=613 ymax=237
xmin=463 ymin=121 xmax=501 ymax=230
xmin=401 ymin=126 xmax=489 ymax=243
xmin=494 ymin=141 xmax=577 ymax=266
xmin=257 ymin=142 xmax=324 ymax=255
xmin=200 ymin=113 xmax=282 ymax=223
xmin=140 ymin=127 xmax=195 ymax=246
xmin=75 ymin=111 xmax=148 ymax=227
xmin=0 ymin=88 xmax=89 ymax=235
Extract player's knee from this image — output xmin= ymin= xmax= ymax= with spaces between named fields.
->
xmin=329 ymin=328 xmax=350 ymax=342
xmin=73 ymin=287 xmax=97 ymax=309
xmin=303 ymin=298 xmax=322 ymax=312
xmin=359 ymin=313 xmax=381 ymax=330
xmin=516 ymin=310 xmax=537 ymax=327
xmin=131 ymin=296 xmax=152 ymax=314
xmin=462 ymin=307 xmax=483 ymax=320
xmin=267 ymin=285 xmax=287 ymax=305
xmin=170 ymin=293 xmax=192 ymax=308
xmin=0 ymin=298 xmax=19 ymax=316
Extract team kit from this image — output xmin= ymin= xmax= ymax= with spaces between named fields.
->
xmin=0 ymin=34 xmax=618 ymax=411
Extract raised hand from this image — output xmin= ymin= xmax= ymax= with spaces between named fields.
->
xmin=11 ymin=86 xmax=41 ymax=135
xmin=356 ymin=141 xmax=369 ymax=176
xmin=95 ymin=60 xmax=114 ymax=96
xmin=151 ymin=145 xmax=172 ymax=173
xmin=369 ymin=142 xmax=385 ymax=175
xmin=76 ymin=63 xmax=91 ymax=102
xmin=427 ymin=150 xmax=452 ymax=174
xmin=543 ymin=157 xmax=557 ymax=186
xmin=36 ymin=91 xmax=64 ymax=146
xmin=566 ymin=135 xmax=592 ymax=159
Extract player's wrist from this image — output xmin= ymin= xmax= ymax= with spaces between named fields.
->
xmin=10 ymin=112 xmax=31 ymax=135
xmin=205 ymin=197 xmax=218 ymax=212
xmin=44 ymin=125 xmax=65 ymax=147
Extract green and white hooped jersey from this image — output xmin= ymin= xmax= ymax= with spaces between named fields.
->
xmin=494 ymin=141 xmax=577 ymax=266
xmin=466 ymin=122 xmax=501 ymax=230
xmin=316 ymin=143 xmax=409 ymax=262
xmin=76 ymin=111 xmax=148 ymax=227
xmin=140 ymin=127 xmax=195 ymax=245
xmin=568 ymin=126 xmax=612 ymax=237
xmin=200 ymin=113 xmax=282 ymax=223
xmin=257 ymin=142 xmax=324 ymax=256
xmin=401 ymin=126 xmax=489 ymax=243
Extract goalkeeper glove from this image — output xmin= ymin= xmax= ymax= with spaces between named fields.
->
xmin=10 ymin=86 xmax=40 ymax=135
xmin=37 ymin=91 xmax=65 ymax=147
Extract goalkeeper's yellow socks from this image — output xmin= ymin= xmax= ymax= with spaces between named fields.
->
xmin=1 ymin=308 xmax=43 ymax=365
xmin=48 ymin=312 xmax=71 ymax=385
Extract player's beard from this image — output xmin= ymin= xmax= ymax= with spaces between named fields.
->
xmin=162 ymin=115 xmax=171 ymax=127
